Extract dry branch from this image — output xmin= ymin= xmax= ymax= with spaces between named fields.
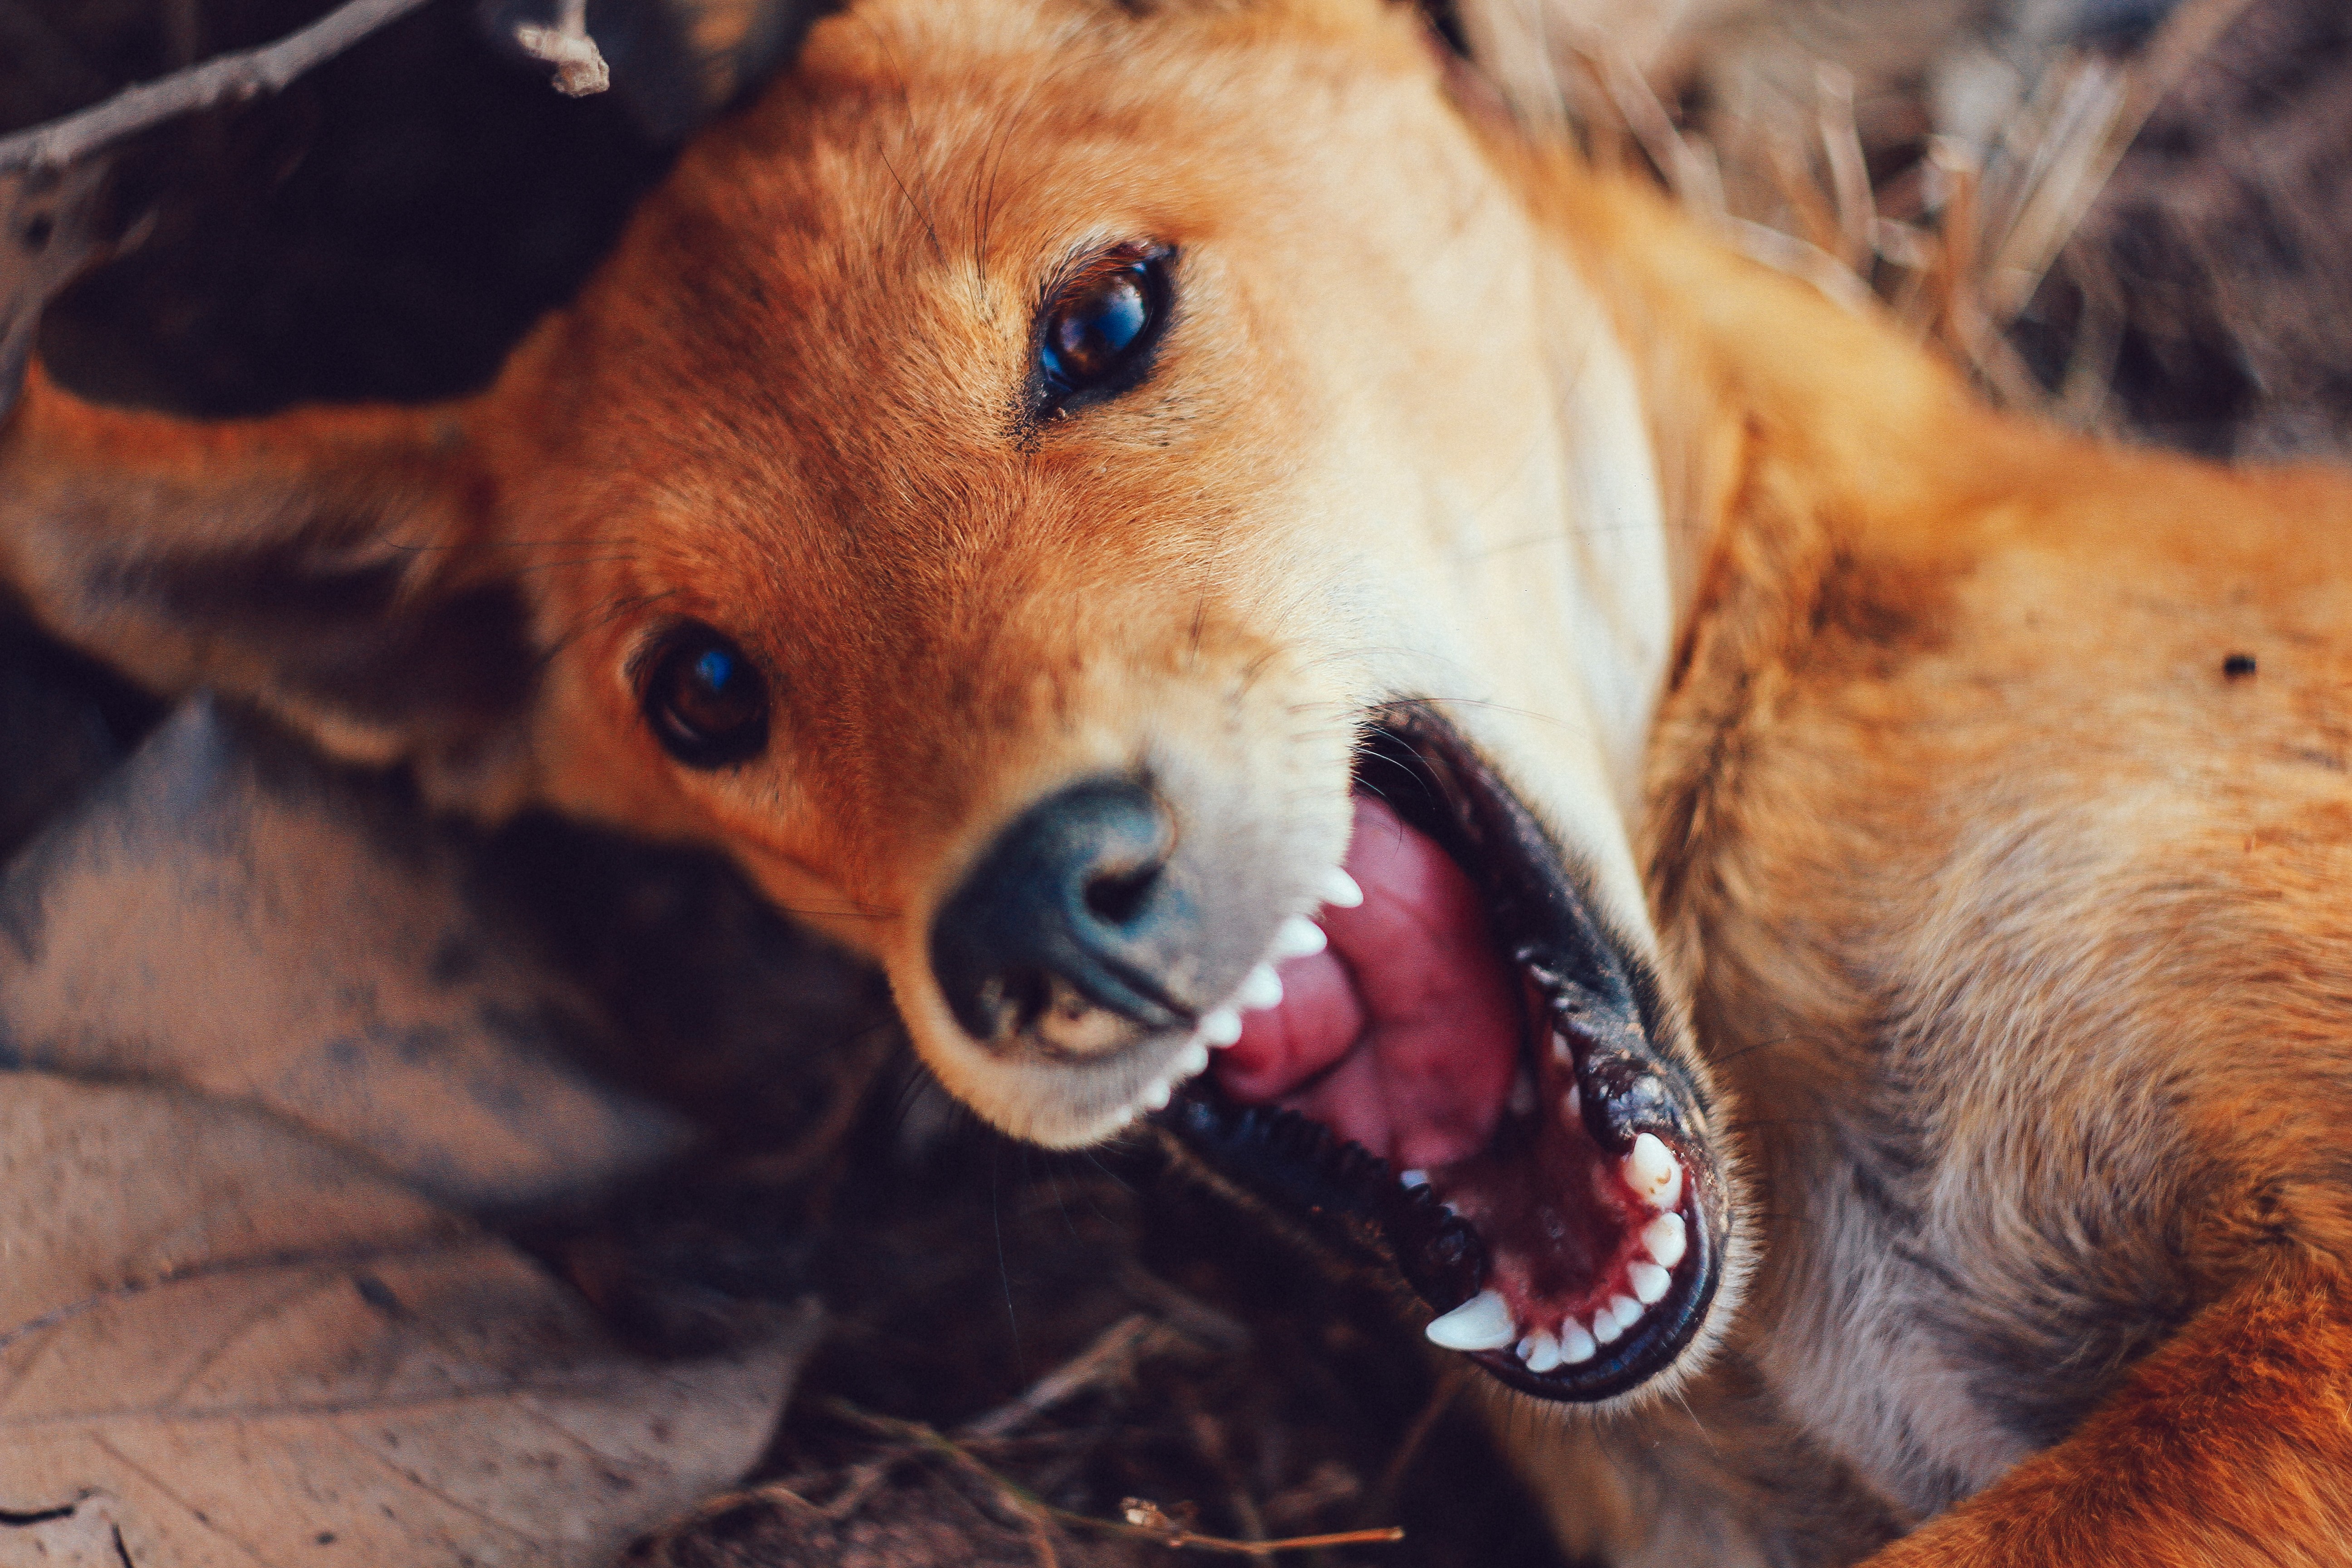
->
xmin=0 ymin=0 xmax=434 ymax=175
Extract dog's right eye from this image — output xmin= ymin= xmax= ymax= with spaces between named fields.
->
xmin=642 ymin=623 xmax=769 ymax=768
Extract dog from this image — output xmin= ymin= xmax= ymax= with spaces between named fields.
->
xmin=7 ymin=0 xmax=2352 ymax=1561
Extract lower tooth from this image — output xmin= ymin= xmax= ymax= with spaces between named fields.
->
xmin=1642 ymin=1212 xmax=1687 ymax=1269
xmin=1508 ymin=1071 xmax=1535 ymax=1116
xmin=1590 ymin=1310 xmax=1622 ymax=1346
xmin=1609 ymin=1294 xmax=1643 ymax=1331
xmin=1627 ymin=1260 xmax=1671 ymax=1304
xmin=1424 ymin=1289 xmax=1519 ymax=1352
xmin=1558 ymin=1322 xmax=1597 ymax=1363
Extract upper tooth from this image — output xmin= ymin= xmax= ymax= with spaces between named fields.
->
xmin=1590 ymin=1309 xmax=1622 ymax=1346
xmin=1200 ymin=1007 xmax=1245 ymax=1046
xmin=1424 ymin=1289 xmax=1517 ymax=1352
xmin=1524 ymin=1331 xmax=1565 ymax=1373
xmin=1642 ymin=1212 xmax=1686 ymax=1269
xmin=1399 ymin=1168 xmax=1430 ymax=1190
xmin=1272 ymin=916 xmax=1328 ymax=959
xmin=1625 ymin=1132 xmax=1683 ymax=1208
xmin=1557 ymin=1321 xmax=1597 ymax=1363
xmin=1237 ymin=964 xmax=1284 ymax=1011
xmin=1551 ymin=1031 xmax=1574 ymax=1063
xmin=1627 ymin=1261 xmax=1671 ymax=1304
xmin=1608 ymin=1294 xmax=1643 ymax=1331
xmin=1142 ymin=1079 xmax=1173 ymax=1112
xmin=1320 ymin=867 xmax=1365 ymax=909
xmin=1173 ymin=1040 xmax=1210 ymax=1078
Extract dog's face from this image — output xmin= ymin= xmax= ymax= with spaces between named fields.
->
xmin=4 ymin=0 xmax=1739 ymax=1409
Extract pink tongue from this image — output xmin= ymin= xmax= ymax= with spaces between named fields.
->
xmin=1213 ymin=796 xmax=1520 ymax=1170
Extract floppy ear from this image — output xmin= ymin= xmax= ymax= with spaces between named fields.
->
xmin=0 ymin=366 xmax=537 ymax=809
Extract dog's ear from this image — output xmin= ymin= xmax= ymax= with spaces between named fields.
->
xmin=0 ymin=366 xmax=537 ymax=809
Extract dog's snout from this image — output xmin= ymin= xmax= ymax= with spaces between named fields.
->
xmin=931 ymin=779 xmax=1194 ymax=1053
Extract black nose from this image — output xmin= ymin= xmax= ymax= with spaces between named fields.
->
xmin=931 ymin=779 xmax=1193 ymax=1049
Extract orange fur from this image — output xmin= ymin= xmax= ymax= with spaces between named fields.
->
xmin=6 ymin=2 xmax=2352 ymax=1561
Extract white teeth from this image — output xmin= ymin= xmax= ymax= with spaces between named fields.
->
xmin=1590 ymin=1309 xmax=1622 ymax=1346
xmin=1399 ymin=1168 xmax=1430 ymax=1190
xmin=1627 ymin=1261 xmax=1671 ymax=1305
xmin=1237 ymin=964 xmax=1284 ymax=1011
xmin=1142 ymin=1078 xmax=1173 ymax=1112
xmin=1641 ymin=1212 xmax=1686 ymax=1270
xmin=1272 ymin=916 xmax=1328 ymax=959
xmin=1200 ymin=1007 xmax=1245 ymax=1047
xmin=1609 ymin=1294 xmax=1643 ymax=1331
xmin=1173 ymin=1040 xmax=1210 ymax=1079
xmin=1563 ymin=1084 xmax=1581 ymax=1122
xmin=1625 ymin=1132 xmax=1683 ymax=1209
xmin=1424 ymin=1289 xmax=1517 ymax=1352
xmin=1551 ymin=1032 xmax=1574 ymax=1064
xmin=1557 ymin=1321 xmax=1597 ymax=1363
xmin=1320 ymin=867 xmax=1365 ymax=909
xmin=1524 ymin=1332 xmax=1565 ymax=1373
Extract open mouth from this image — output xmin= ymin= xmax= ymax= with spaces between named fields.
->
xmin=1158 ymin=705 xmax=1723 ymax=1403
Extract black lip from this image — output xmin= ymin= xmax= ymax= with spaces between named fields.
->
xmin=1155 ymin=702 xmax=1725 ymax=1404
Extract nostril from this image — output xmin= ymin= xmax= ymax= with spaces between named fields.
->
xmin=1084 ymin=862 xmax=1161 ymax=927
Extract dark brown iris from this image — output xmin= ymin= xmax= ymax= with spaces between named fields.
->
xmin=643 ymin=622 xmax=769 ymax=768
xmin=1037 ymin=246 xmax=1171 ymax=407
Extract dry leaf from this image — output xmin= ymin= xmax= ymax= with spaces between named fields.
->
xmin=0 ymin=1072 xmax=815 ymax=1568
xmin=0 ymin=700 xmax=692 ymax=1212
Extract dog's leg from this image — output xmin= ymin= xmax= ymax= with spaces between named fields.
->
xmin=1860 ymin=1261 xmax=2352 ymax=1567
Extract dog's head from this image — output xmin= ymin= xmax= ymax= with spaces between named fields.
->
xmin=2 ymin=0 xmax=1741 ymax=1408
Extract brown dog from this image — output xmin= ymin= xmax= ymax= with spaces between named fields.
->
xmin=7 ymin=1 xmax=2352 ymax=1561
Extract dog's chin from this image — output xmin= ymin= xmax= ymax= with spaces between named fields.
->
xmin=1119 ymin=704 xmax=1731 ymax=1406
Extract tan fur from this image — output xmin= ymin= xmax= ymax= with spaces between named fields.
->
xmin=6 ymin=2 xmax=2352 ymax=1561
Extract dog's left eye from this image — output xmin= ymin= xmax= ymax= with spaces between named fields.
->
xmin=1037 ymin=245 xmax=1172 ymax=410
xmin=643 ymin=623 xmax=770 ymax=768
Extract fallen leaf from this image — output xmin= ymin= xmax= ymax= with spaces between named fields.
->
xmin=0 ymin=1072 xmax=816 ymax=1568
xmin=0 ymin=699 xmax=692 ymax=1212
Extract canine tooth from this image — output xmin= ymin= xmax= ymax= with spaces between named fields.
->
xmin=1590 ymin=1309 xmax=1622 ymax=1346
xmin=1173 ymin=1040 xmax=1210 ymax=1079
xmin=1200 ymin=1007 xmax=1245 ymax=1047
xmin=1142 ymin=1078 xmax=1173 ymax=1112
xmin=1400 ymin=1168 xmax=1431 ymax=1190
xmin=1551 ymin=1031 xmax=1574 ymax=1064
xmin=1272 ymin=916 xmax=1328 ymax=959
xmin=1320 ymin=867 xmax=1365 ymax=909
xmin=1563 ymin=1084 xmax=1582 ymax=1122
xmin=1237 ymin=964 xmax=1284 ymax=1011
xmin=1425 ymin=1289 xmax=1518 ymax=1352
xmin=1508 ymin=1071 xmax=1535 ymax=1117
xmin=1625 ymin=1132 xmax=1683 ymax=1208
xmin=1557 ymin=1322 xmax=1597 ymax=1363
xmin=1524 ymin=1332 xmax=1565 ymax=1374
xmin=1641 ymin=1212 xmax=1687 ymax=1270
xmin=1627 ymin=1261 xmax=1671 ymax=1305
xmin=1609 ymin=1294 xmax=1643 ymax=1331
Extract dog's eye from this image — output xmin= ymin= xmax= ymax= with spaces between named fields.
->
xmin=643 ymin=623 xmax=769 ymax=768
xmin=1037 ymin=245 xmax=1172 ymax=409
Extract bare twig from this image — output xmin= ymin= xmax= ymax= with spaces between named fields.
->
xmin=961 ymin=1312 xmax=1179 ymax=1441
xmin=0 ymin=0 xmax=432 ymax=175
xmin=830 ymin=1400 xmax=1408 ymax=1558
xmin=512 ymin=0 xmax=610 ymax=98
